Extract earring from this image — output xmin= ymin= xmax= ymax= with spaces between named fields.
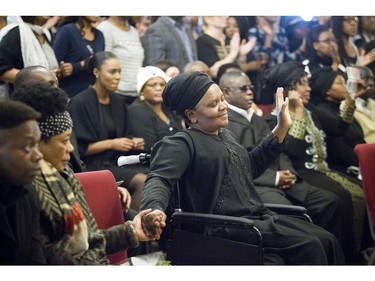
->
xmin=140 ymin=94 xmax=145 ymax=101
xmin=95 ymin=75 xmax=99 ymax=78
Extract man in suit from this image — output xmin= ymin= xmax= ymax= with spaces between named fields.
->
xmin=142 ymin=16 xmax=197 ymax=71
xmin=0 ymin=99 xmax=46 ymax=264
xmin=220 ymin=70 xmax=346 ymax=241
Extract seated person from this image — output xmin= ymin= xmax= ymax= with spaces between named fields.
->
xmin=12 ymin=84 xmax=159 ymax=265
xmin=69 ymin=51 xmax=148 ymax=211
xmin=128 ymin=66 xmax=185 ymax=153
xmin=140 ymin=72 xmax=345 ymax=265
xmin=262 ymin=61 xmax=365 ymax=262
xmin=0 ymin=99 xmax=46 ymax=264
xmin=220 ymin=70 xmax=354 ymax=262
xmin=13 ymin=65 xmax=85 ymax=173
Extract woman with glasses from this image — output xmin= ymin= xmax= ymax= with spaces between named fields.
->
xmin=304 ymin=24 xmax=345 ymax=76
xmin=128 ymin=66 xmax=185 ymax=153
xmin=264 ymin=61 xmax=365 ymax=264
xmin=69 ymin=51 xmax=148 ymax=211
xmin=331 ymin=16 xmax=375 ymax=68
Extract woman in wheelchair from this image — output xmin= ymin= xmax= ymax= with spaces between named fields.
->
xmin=139 ymin=72 xmax=345 ymax=264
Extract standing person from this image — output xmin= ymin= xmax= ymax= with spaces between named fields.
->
xmin=11 ymin=83 xmax=158 ymax=264
xmin=0 ymin=99 xmax=46 ymax=264
xmin=97 ymin=16 xmax=144 ymax=105
xmin=224 ymin=16 xmax=267 ymax=103
xmin=353 ymin=16 xmax=375 ymax=52
xmin=196 ymin=16 xmax=255 ymax=80
xmin=128 ymin=66 xmax=184 ymax=153
xmin=140 ymin=72 xmax=345 ymax=265
xmin=304 ymin=24 xmax=346 ymax=76
xmin=248 ymin=16 xmax=304 ymax=69
xmin=0 ymin=16 xmax=72 ymax=96
xmin=69 ymin=51 xmax=148 ymax=211
xmin=53 ymin=16 xmax=105 ymax=98
xmin=331 ymin=16 xmax=375 ymax=68
xmin=142 ymin=16 xmax=197 ymax=72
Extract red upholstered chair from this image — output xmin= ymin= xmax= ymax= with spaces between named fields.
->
xmin=354 ymin=143 xmax=375 ymax=264
xmin=75 ymin=170 xmax=128 ymax=265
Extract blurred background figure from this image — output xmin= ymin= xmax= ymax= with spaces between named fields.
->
xmin=142 ymin=16 xmax=197 ymax=72
xmin=97 ymin=16 xmax=144 ymax=105
xmin=53 ymin=16 xmax=104 ymax=98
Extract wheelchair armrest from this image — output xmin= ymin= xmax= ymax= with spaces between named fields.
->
xmin=170 ymin=211 xmax=255 ymax=230
xmin=264 ymin=203 xmax=312 ymax=222
xmin=167 ymin=212 xmax=263 ymax=265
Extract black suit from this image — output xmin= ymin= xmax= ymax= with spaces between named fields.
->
xmin=0 ymin=183 xmax=46 ymax=264
xmin=226 ymin=108 xmax=345 ymax=243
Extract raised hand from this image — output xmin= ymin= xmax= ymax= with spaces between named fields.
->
xmin=271 ymin=87 xmax=291 ymax=143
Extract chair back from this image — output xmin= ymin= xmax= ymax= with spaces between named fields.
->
xmin=75 ymin=170 xmax=128 ymax=265
xmin=354 ymin=143 xmax=375 ymax=241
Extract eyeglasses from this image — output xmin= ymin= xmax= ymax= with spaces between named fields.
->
xmin=145 ymin=82 xmax=166 ymax=88
xmin=317 ymin=38 xmax=338 ymax=44
xmin=230 ymin=84 xmax=254 ymax=92
xmin=343 ymin=17 xmax=359 ymax=24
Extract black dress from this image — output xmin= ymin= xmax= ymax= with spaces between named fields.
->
xmin=140 ymin=128 xmax=345 ymax=264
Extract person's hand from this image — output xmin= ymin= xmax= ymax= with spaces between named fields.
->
xmin=132 ymin=137 xmax=145 ymax=151
xmin=228 ymin=32 xmax=241 ymax=61
xmin=271 ymin=87 xmax=291 ymax=143
xmin=140 ymin=209 xmax=167 ymax=240
xmin=59 ymin=61 xmax=73 ymax=78
xmin=359 ymin=48 xmax=375 ymax=67
xmin=275 ymin=87 xmax=292 ymax=130
xmin=118 ymin=186 xmax=131 ymax=213
xmin=350 ymin=79 xmax=368 ymax=99
xmin=240 ymin=37 xmax=257 ymax=56
xmin=132 ymin=209 xmax=164 ymax=241
xmin=287 ymin=90 xmax=304 ymax=111
xmin=277 ymin=170 xmax=296 ymax=190
xmin=111 ymin=137 xmax=135 ymax=152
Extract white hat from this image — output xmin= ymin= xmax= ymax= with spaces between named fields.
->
xmin=137 ymin=66 xmax=167 ymax=94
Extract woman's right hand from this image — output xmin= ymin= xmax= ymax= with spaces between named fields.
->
xmin=272 ymin=87 xmax=291 ymax=143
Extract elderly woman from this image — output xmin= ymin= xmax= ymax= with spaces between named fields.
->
xmin=263 ymin=61 xmax=365 ymax=263
xmin=139 ymin=72 xmax=344 ymax=264
xmin=128 ymin=66 xmax=184 ymax=153
xmin=12 ymin=84 xmax=155 ymax=264
xmin=69 ymin=51 xmax=147 ymax=211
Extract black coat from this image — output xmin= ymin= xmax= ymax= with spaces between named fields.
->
xmin=0 ymin=183 xmax=46 ymax=264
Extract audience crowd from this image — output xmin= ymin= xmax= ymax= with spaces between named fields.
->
xmin=1 ymin=15 xmax=375 ymax=265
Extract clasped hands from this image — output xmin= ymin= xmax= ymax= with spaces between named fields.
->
xmin=131 ymin=209 xmax=167 ymax=241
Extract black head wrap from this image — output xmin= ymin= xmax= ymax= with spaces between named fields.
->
xmin=309 ymin=69 xmax=339 ymax=105
xmin=162 ymin=72 xmax=214 ymax=117
xmin=263 ymin=61 xmax=307 ymax=96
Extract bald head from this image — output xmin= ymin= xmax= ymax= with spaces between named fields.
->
xmin=14 ymin=65 xmax=59 ymax=90
xmin=184 ymin=60 xmax=211 ymax=79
